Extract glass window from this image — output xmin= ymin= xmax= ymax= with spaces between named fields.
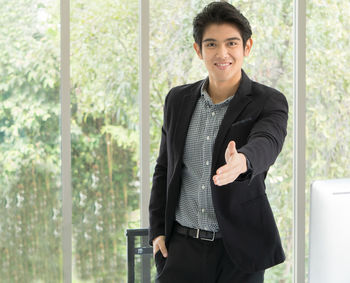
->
xmin=306 ymin=0 xmax=350 ymax=277
xmin=149 ymin=0 xmax=212 ymax=171
xmin=71 ymin=0 xmax=139 ymax=281
xmin=0 ymin=0 xmax=61 ymax=281
xmin=5 ymin=0 xmax=349 ymax=281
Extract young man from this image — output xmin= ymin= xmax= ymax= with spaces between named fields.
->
xmin=149 ymin=2 xmax=288 ymax=282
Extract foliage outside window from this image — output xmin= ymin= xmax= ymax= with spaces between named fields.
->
xmin=0 ymin=0 xmax=62 ymax=281
xmin=0 ymin=0 xmax=349 ymax=282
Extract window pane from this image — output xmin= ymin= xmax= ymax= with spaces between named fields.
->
xmin=71 ymin=0 xmax=139 ymax=281
xmin=150 ymin=1 xmax=293 ymax=281
xmin=306 ymin=0 xmax=350 ymax=277
xmin=0 ymin=0 xmax=62 ymax=281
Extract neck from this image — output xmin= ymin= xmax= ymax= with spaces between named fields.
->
xmin=207 ymin=71 xmax=242 ymax=104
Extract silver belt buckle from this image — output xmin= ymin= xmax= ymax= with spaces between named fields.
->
xmin=195 ymin=228 xmax=200 ymax=239
xmin=202 ymin=231 xmax=215 ymax=241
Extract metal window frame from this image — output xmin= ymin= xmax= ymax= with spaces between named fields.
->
xmin=293 ymin=0 xmax=306 ymax=282
xmin=60 ymin=0 xmax=71 ymax=282
xmin=139 ymin=0 xmax=150 ymax=229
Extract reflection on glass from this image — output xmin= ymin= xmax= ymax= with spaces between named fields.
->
xmin=150 ymin=0 xmax=293 ymax=281
xmin=71 ymin=0 xmax=139 ymax=281
xmin=0 ymin=0 xmax=61 ymax=281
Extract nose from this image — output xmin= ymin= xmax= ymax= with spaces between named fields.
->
xmin=216 ymin=44 xmax=229 ymax=59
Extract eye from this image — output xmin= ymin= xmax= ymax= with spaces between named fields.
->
xmin=205 ymin=42 xmax=216 ymax=47
xmin=228 ymin=41 xmax=237 ymax=47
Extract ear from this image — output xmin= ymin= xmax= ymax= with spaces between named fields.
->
xmin=193 ymin=42 xmax=203 ymax=59
xmin=244 ymin=38 xmax=253 ymax=57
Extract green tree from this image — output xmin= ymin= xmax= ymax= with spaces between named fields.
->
xmin=1 ymin=0 xmax=349 ymax=282
xmin=70 ymin=0 xmax=140 ymax=281
xmin=0 ymin=0 xmax=62 ymax=281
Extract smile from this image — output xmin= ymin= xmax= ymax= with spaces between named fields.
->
xmin=214 ymin=62 xmax=232 ymax=70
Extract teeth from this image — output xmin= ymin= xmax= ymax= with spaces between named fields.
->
xmin=216 ymin=63 xmax=230 ymax=66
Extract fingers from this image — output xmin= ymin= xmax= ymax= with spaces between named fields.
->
xmin=213 ymin=171 xmax=240 ymax=186
xmin=153 ymin=235 xmax=168 ymax=258
xmin=215 ymin=156 xmax=242 ymax=176
xmin=213 ymin=153 xmax=247 ymax=186
xmin=213 ymin=165 xmax=241 ymax=186
xmin=158 ymin=240 xmax=168 ymax=258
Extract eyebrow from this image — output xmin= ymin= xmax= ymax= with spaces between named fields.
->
xmin=202 ymin=37 xmax=241 ymax=42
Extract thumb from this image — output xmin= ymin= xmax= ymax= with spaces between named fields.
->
xmin=225 ymin=141 xmax=237 ymax=163
xmin=230 ymin=141 xmax=237 ymax=154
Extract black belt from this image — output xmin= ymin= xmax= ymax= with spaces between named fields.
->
xmin=175 ymin=222 xmax=222 ymax=241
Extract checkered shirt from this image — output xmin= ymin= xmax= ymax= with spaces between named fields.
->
xmin=175 ymin=78 xmax=235 ymax=232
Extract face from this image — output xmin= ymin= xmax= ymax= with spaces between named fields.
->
xmin=194 ymin=23 xmax=253 ymax=86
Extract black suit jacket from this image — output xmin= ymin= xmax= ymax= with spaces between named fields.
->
xmin=149 ymin=70 xmax=288 ymax=272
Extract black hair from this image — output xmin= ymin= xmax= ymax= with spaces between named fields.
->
xmin=193 ymin=2 xmax=252 ymax=51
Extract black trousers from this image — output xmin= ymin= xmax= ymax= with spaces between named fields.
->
xmin=154 ymin=232 xmax=264 ymax=283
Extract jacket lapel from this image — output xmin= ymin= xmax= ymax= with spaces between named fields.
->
xmin=173 ymin=81 xmax=203 ymax=163
xmin=212 ymin=70 xmax=253 ymax=168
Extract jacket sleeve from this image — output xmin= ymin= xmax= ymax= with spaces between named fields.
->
xmin=237 ymin=90 xmax=288 ymax=183
xmin=148 ymin=93 xmax=170 ymax=245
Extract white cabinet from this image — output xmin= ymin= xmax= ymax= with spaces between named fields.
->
xmin=309 ymin=178 xmax=350 ymax=283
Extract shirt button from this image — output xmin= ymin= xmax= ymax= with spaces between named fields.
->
xmin=201 ymin=209 xmax=205 ymax=213
xmin=206 ymin=136 xmax=210 ymax=140
xmin=211 ymin=112 xmax=215 ymax=116
xmin=202 ymin=185 xmax=205 ymax=190
xmin=206 ymin=160 xmax=209 ymax=166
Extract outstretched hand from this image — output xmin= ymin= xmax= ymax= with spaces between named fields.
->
xmin=212 ymin=141 xmax=247 ymax=186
